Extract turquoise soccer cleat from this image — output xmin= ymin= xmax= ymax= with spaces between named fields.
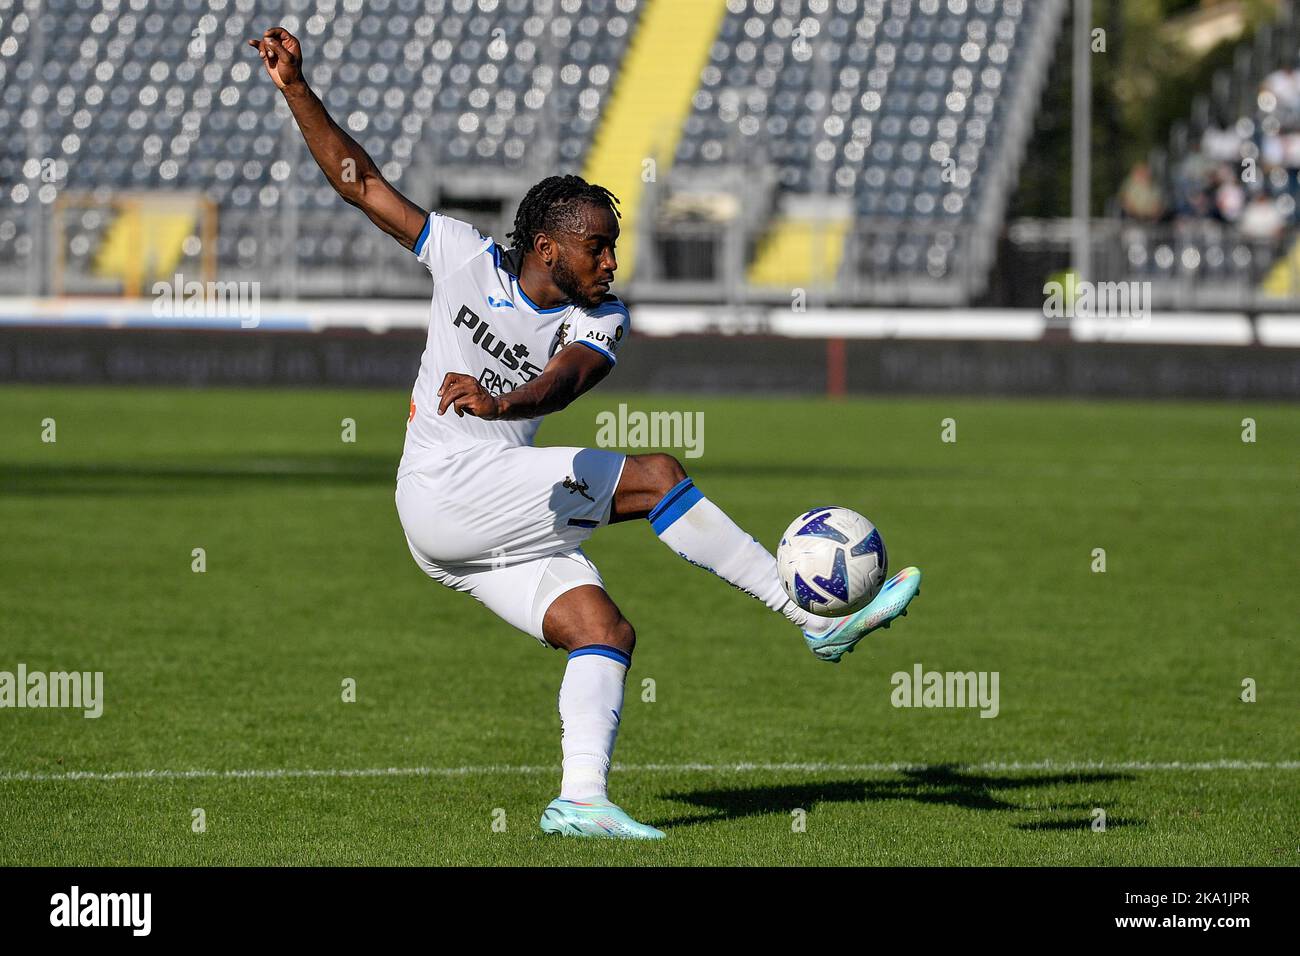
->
xmin=539 ymin=798 xmax=666 ymax=840
xmin=803 ymin=565 xmax=922 ymax=663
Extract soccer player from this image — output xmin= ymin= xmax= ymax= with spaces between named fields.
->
xmin=251 ymin=27 xmax=921 ymax=839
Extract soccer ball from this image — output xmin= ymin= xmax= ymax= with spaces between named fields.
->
xmin=777 ymin=506 xmax=888 ymax=617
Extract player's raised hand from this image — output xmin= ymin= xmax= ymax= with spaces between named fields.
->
xmin=247 ymin=27 xmax=303 ymax=90
xmin=437 ymin=373 xmax=503 ymax=420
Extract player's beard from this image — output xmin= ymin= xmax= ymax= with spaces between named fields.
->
xmin=551 ymin=257 xmax=600 ymax=309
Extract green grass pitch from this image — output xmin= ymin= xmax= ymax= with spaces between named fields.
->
xmin=0 ymin=384 xmax=1296 ymax=866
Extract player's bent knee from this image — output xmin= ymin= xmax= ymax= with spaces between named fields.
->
xmin=610 ymin=617 xmax=636 ymax=654
xmin=571 ymin=616 xmax=634 ymax=656
xmin=557 ymin=616 xmax=634 ymax=655
xmin=612 ymin=453 xmax=690 ymax=522
xmin=636 ymin=452 xmax=687 ymax=497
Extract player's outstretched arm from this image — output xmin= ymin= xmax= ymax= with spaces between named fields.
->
xmin=247 ymin=27 xmax=427 ymax=251
xmin=437 ymin=345 xmax=611 ymax=421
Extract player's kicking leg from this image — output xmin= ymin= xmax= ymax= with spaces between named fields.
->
xmin=612 ymin=454 xmax=922 ymax=663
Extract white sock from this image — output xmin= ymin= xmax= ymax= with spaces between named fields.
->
xmin=558 ymin=645 xmax=629 ymax=801
xmin=648 ymin=477 xmax=833 ymax=635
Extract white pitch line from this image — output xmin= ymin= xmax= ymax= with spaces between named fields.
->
xmin=0 ymin=759 xmax=1297 ymax=783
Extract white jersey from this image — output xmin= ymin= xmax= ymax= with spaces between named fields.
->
xmin=398 ymin=211 xmax=630 ymax=479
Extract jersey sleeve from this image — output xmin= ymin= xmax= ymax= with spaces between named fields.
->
xmin=412 ymin=211 xmax=493 ymax=280
xmin=570 ymin=295 xmax=630 ymax=366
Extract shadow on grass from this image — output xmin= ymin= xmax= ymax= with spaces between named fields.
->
xmin=1 ymin=457 xmax=967 ymax=497
xmin=655 ymin=765 xmax=1143 ymax=832
xmin=1012 ymin=817 xmax=1143 ymax=832
xmin=0 ymin=456 xmax=397 ymax=496
xmin=689 ymin=462 xmax=967 ymax=482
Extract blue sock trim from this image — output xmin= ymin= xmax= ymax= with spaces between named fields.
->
xmin=648 ymin=478 xmax=702 ymax=535
xmin=647 ymin=477 xmax=694 ymax=523
xmin=568 ymin=644 xmax=632 ymax=668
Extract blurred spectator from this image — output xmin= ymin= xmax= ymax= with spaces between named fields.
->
xmin=1214 ymin=169 xmax=1246 ymax=222
xmin=1121 ymin=53 xmax=1300 ymax=279
xmin=1119 ymin=162 xmax=1164 ymax=220
xmin=1239 ymin=193 xmax=1285 ymax=240
xmin=1171 ymin=151 xmax=1219 ymax=219
xmin=1284 ymin=132 xmax=1300 ymax=168
xmin=1261 ymin=65 xmax=1300 ymax=120
xmin=1261 ymin=130 xmax=1285 ymax=166
xmin=1160 ymin=83 xmax=1300 ymax=234
xmin=1201 ymin=124 xmax=1243 ymax=162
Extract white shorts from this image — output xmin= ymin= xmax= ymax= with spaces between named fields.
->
xmin=395 ymin=442 xmax=627 ymax=644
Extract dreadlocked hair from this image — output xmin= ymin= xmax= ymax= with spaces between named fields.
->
xmin=506 ymin=174 xmax=621 ymax=254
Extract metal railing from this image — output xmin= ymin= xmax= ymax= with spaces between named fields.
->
xmin=1007 ymin=217 xmax=1300 ymax=310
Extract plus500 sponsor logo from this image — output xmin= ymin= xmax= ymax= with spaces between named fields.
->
xmin=452 ymin=305 xmax=543 ymax=380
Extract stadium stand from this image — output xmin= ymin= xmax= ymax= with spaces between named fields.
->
xmin=0 ymin=0 xmax=1088 ymax=306
xmin=661 ymin=0 xmax=1067 ymax=301
xmin=1114 ymin=0 xmax=1300 ymax=306
xmin=0 ymin=0 xmax=644 ymax=296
